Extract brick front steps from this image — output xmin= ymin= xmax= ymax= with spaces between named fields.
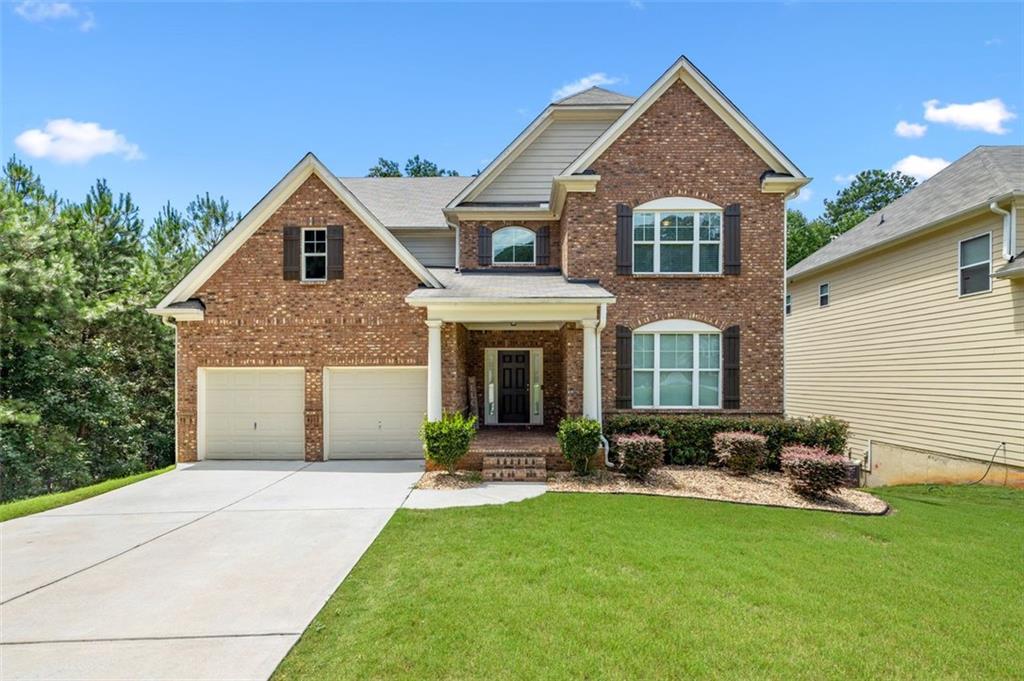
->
xmin=481 ymin=455 xmax=547 ymax=481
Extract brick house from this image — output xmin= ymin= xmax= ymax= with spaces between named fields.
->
xmin=149 ymin=56 xmax=809 ymax=474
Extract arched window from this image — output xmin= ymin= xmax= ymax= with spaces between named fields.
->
xmin=492 ymin=226 xmax=536 ymax=265
xmin=632 ymin=197 xmax=722 ymax=274
xmin=631 ymin=319 xmax=721 ymax=408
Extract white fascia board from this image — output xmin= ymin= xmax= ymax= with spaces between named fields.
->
xmin=443 ymin=206 xmax=556 ymax=221
xmin=154 ymin=153 xmax=440 ymax=310
xmin=563 ymin=56 xmax=806 ymax=180
xmin=763 ymin=175 xmax=812 ymax=196
xmin=407 ymin=301 xmax=612 ymax=324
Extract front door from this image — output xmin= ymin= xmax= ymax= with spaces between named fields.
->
xmin=498 ymin=351 xmax=530 ymax=424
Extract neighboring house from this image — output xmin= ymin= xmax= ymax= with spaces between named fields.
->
xmin=786 ymin=146 xmax=1024 ymax=486
xmin=149 ymin=56 xmax=808 ymax=470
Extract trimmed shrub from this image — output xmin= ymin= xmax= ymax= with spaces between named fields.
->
xmin=420 ymin=412 xmax=477 ymax=474
xmin=614 ymin=434 xmax=664 ymax=480
xmin=712 ymin=431 xmax=767 ymax=475
xmin=557 ymin=416 xmax=603 ymax=475
xmin=605 ymin=414 xmax=848 ymax=468
xmin=780 ymin=445 xmax=847 ymax=498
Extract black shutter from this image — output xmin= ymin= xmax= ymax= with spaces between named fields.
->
xmin=616 ymin=204 xmax=633 ymax=275
xmin=615 ymin=325 xmax=632 ymax=408
xmin=478 ymin=226 xmax=492 ymax=266
xmin=536 ymin=226 xmax=550 ymax=266
xmin=723 ymin=325 xmax=740 ymax=409
xmin=283 ymin=226 xmax=300 ymax=280
xmin=723 ymin=204 xmax=741 ymax=275
xmin=327 ymin=226 xmax=343 ymax=280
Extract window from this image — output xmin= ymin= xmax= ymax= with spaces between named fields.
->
xmin=492 ymin=226 xmax=535 ymax=265
xmin=633 ymin=209 xmax=721 ymax=274
xmin=632 ymin=328 xmax=721 ymax=408
xmin=785 ymin=293 xmax=792 ymax=315
xmin=302 ymin=228 xmax=327 ymax=281
xmin=959 ymin=233 xmax=991 ymax=296
xmin=819 ymin=282 xmax=829 ymax=307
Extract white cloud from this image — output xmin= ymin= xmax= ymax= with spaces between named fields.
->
xmin=833 ymin=173 xmax=856 ymax=184
xmin=984 ymin=37 xmax=1002 ymax=47
xmin=552 ymin=73 xmax=621 ymax=101
xmin=923 ymin=98 xmax=1016 ymax=134
xmin=790 ymin=188 xmax=813 ymax=204
xmin=894 ymin=120 xmax=927 ymax=138
xmin=891 ymin=155 xmax=950 ymax=181
xmin=14 ymin=119 xmax=143 ymax=164
xmin=14 ymin=1 xmax=94 ymax=31
xmin=628 ymin=0 xmax=646 ymax=9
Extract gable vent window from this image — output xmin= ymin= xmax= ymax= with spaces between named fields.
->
xmin=302 ymin=228 xmax=327 ymax=281
xmin=959 ymin=233 xmax=992 ymax=296
xmin=818 ymin=282 xmax=830 ymax=307
xmin=492 ymin=226 xmax=536 ymax=265
xmin=633 ymin=206 xmax=722 ymax=274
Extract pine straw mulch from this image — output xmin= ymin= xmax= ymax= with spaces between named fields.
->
xmin=548 ymin=466 xmax=889 ymax=515
xmin=416 ymin=470 xmax=485 ymax=490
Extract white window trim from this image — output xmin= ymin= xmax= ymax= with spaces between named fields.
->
xmin=632 ymin=330 xmax=722 ymax=410
xmin=491 ymin=226 xmax=536 ymax=266
xmin=958 ymin=231 xmax=992 ymax=298
xmin=301 ymin=227 xmax=327 ymax=282
xmin=633 ymin=208 xmax=723 ymax=275
xmin=818 ymin=282 xmax=830 ymax=307
xmin=483 ymin=347 xmax=544 ymax=425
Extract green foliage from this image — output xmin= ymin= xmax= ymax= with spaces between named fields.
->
xmin=780 ymin=445 xmax=848 ymax=498
xmin=786 ymin=209 xmax=832 ymax=268
xmin=613 ymin=434 xmax=663 ymax=480
xmin=605 ymin=414 xmax=847 ymax=468
xmin=366 ymin=156 xmax=458 ymax=177
xmin=420 ymin=412 xmax=477 ymax=474
xmin=556 ymin=416 xmax=602 ymax=475
xmin=824 ymin=169 xmax=917 ymax=234
xmin=366 ymin=158 xmax=402 ymax=177
xmin=712 ymin=431 xmax=768 ymax=475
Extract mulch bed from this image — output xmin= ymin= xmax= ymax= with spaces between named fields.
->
xmin=548 ymin=466 xmax=889 ymax=515
xmin=416 ymin=471 xmax=485 ymax=490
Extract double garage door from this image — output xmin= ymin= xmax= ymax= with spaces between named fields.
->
xmin=201 ymin=367 xmax=426 ymax=460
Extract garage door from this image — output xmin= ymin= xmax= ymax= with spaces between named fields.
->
xmin=326 ymin=367 xmax=426 ymax=459
xmin=203 ymin=369 xmax=305 ymax=460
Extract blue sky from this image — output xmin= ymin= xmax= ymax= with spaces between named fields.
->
xmin=3 ymin=1 xmax=1022 ymax=223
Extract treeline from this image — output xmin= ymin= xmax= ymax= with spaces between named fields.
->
xmin=0 ymin=158 xmax=238 ymax=501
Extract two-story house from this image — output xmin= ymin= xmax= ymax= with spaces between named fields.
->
xmin=148 ymin=56 xmax=809 ymax=474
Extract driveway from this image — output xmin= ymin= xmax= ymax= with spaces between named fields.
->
xmin=0 ymin=460 xmax=423 ymax=680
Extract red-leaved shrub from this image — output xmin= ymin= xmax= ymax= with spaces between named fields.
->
xmin=614 ymin=434 xmax=664 ymax=480
xmin=712 ymin=431 xmax=768 ymax=475
xmin=780 ymin=445 xmax=847 ymax=498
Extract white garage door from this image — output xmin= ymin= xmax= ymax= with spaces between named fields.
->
xmin=203 ymin=369 xmax=305 ymax=460
xmin=326 ymin=367 xmax=426 ymax=459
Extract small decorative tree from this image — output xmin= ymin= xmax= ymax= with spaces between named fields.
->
xmin=420 ymin=412 xmax=477 ymax=475
xmin=614 ymin=434 xmax=664 ymax=481
xmin=713 ymin=431 xmax=768 ymax=475
xmin=556 ymin=416 xmax=603 ymax=476
xmin=780 ymin=445 xmax=847 ymax=498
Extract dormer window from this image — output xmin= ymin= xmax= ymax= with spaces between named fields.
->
xmin=492 ymin=226 xmax=536 ymax=265
xmin=631 ymin=198 xmax=722 ymax=274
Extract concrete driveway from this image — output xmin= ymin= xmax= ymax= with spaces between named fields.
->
xmin=0 ymin=460 xmax=423 ymax=680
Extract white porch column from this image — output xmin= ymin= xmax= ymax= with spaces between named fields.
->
xmin=581 ymin=319 xmax=599 ymax=419
xmin=426 ymin=320 xmax=443 ymax=421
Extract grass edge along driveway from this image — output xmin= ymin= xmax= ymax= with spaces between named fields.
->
xmin=274 ymin=484 xmax=1023 ymax=681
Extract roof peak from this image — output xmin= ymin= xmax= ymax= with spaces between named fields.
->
xmin=553 ymin=86 xmax=635 ymax=106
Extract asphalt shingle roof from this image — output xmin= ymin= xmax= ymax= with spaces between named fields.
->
xmin=788 ymin=146 xmax=1024 ymax=279
xmin=407 ymin=269 xmax=615 ymax=302
xmin=339 ymin=176 xmax=472 ymax=229
xmin=553 ymin=86 xmax=635 ymax=107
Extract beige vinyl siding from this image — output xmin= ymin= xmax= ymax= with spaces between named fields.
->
xmin=394 ymin=230 xmax=455 ymax=267
xmin=476 ymin=116 xmax=618 ymax=203
xmin=785 ymin=211 xmax=1024 ymax=467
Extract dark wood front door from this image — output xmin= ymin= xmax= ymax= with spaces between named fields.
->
xmin=498 ymin=351 xmax=530 ymax=424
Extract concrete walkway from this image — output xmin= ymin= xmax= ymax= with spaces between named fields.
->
xmin=403 ymin=482 xmax=547 ymax=509
xmin=0 ymin=460 xmax=423 ymax=680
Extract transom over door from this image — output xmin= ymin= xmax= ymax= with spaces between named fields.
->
xmin=202 ymin=369 xmax=305 ymax=460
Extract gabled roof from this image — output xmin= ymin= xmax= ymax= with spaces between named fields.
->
xmin=152 ymin=154 xmax=442 ymax=312
xmin=339 ymin=176 xmax=471 ymax=229
xmin=553 ymin=86 xmax=635 ymax=107
xmin=563 ymin=56 xmax=806 ymax=178
xmin=788 ymin=146 xmax=1024 ymax=280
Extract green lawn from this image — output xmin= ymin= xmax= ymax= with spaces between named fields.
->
xmin=274 ymin=485 xmax=1023 ymax=680
xmin=0 ymin=466 xmax=174 ymax=522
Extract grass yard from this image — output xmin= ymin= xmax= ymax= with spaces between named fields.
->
xmin=274 ymin=485 xmax=1023 ymax=680
xmin=0 ymin=466 xmax=174 ymax=522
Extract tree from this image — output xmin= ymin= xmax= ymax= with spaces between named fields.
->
xmin=186 ymin=193 xmax=238 ymax=255
xmin=786 ymin=209 xmax=832 ymax=268
xmin=367 ymin=158 xmax=401 ymax=177
xmin=823 ymin=170 xmax=916 ymax=235
xmin=366 ymin=156 xmax=458 ymax=177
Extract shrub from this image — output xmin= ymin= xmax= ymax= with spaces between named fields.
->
xmin=605 ymin=414 xmax=848 ymax=468
xmin=780 ymin=445 xmax=847 ymax=498
xmin=712 ymin=431 xmax=767 ymax=475
xmin=614 ymin=434 xmax=664 ymax=480
xmin=557 ymin=416 xmax=603 ymax=475
xmin=420 ymin=412 xmax=477 ymax=474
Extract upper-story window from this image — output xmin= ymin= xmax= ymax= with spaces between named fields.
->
xmin=818 ymin=282 xmax=830 ymax=307
xmin=959 ymin=233 xmax=991 ymax=296
xmin=302 ymin=228 xmax=327 ymax=281
xmin=632 ymin=198 xmax=722 ymax=274
xmin=493 ymin=226 xmax=535 ymax=265
xmin=785 ymin=293 xmax=792 ymax=315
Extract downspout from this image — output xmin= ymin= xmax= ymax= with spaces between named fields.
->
xmin=595 ymin=303 xmax=611 ymax=467
xmin=990 ymin=202 xmax=1013 ymax=259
